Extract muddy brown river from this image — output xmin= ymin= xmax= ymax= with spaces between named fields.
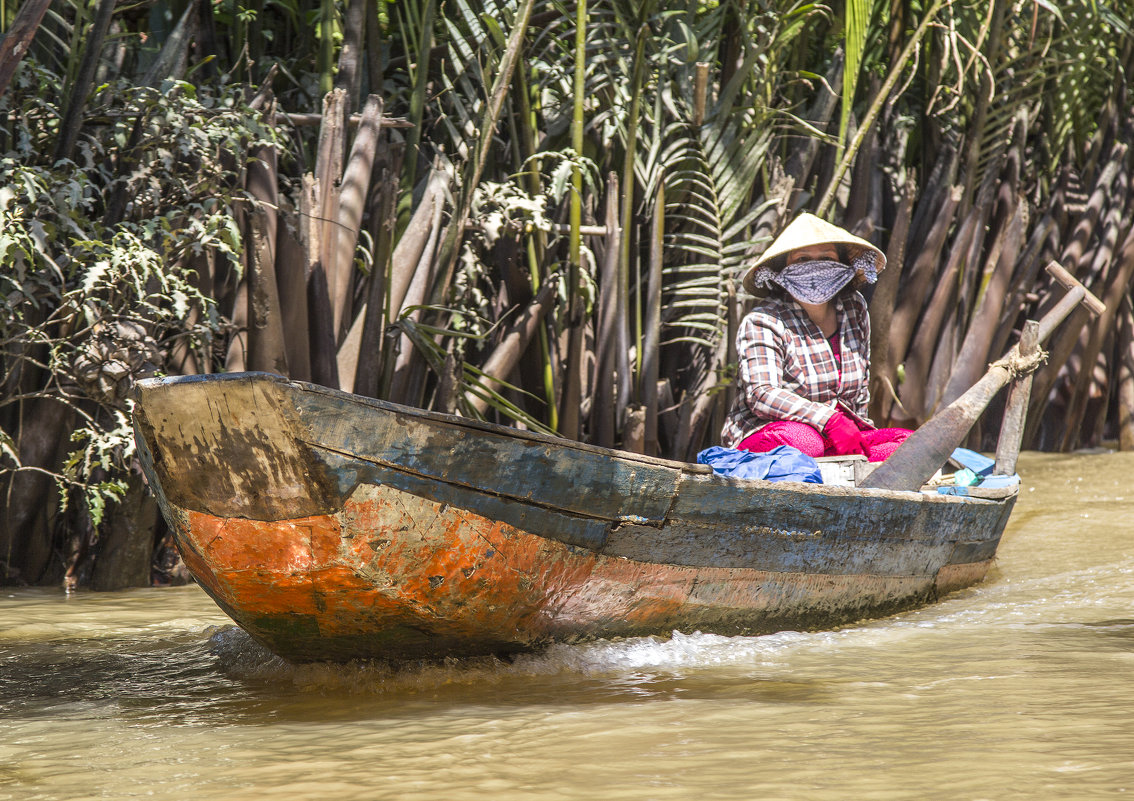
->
xmin=2 ymin=451 xmax=1133 ymax=800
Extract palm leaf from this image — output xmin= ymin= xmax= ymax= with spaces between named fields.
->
xmin=839 ymin=0 xmax=870 ymax=156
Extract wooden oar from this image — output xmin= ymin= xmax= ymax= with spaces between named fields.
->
xmin=860 ymin=261 xmax=1105 ymax=492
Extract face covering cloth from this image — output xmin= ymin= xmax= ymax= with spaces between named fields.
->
xmin=748 ymin=251 xmax=879 ymax=304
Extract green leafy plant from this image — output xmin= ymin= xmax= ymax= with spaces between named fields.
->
xmin=0 ymin=59 xmax=279 ymax=568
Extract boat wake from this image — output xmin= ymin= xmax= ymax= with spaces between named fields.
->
xmin=205 ymin=623 xmax=845 ymax=695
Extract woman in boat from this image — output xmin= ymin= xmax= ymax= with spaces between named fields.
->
xmin=720 ymin=212 xmax=912 ymax=462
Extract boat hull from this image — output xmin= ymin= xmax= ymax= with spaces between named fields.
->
xmin=134 ymin=373 xmax=1016 ymax=662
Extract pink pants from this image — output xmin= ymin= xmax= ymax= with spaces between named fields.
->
xmin=738 ymin=421 xmax=912 ymax=463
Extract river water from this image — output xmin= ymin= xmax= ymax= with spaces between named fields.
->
xmin=2 ymin=452 xmax=1133 ymax=800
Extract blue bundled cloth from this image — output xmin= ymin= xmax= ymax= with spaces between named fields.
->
xmin=696 ymin=445 xmax=823 ymax=483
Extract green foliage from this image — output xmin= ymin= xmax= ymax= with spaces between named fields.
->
xmin=0 ymin=58 xmax=280 ymax=530
xmin=61 ymin=411 xmax=133 ymax=528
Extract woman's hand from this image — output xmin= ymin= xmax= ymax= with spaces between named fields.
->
xmin=822 ymin=411 xmax=866 ymax=456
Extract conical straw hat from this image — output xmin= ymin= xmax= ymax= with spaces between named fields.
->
xmin=742 ymin=213 xmax=886 ymax=295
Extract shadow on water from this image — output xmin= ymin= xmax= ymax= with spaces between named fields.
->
xmin=0 ymin=623 xmax=839 ymax=726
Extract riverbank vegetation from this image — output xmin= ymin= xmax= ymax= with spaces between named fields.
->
xmin=1 ymin=0 xmax=1131 ymax=588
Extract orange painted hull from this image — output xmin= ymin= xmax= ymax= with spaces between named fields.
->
xmin=172 ymin=483 xmax=947 ymax=662
xmin=134 ymin=373 xmax=1017 ymax=662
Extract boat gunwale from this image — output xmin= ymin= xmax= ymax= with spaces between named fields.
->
xmin=138 ymin=371 xmax=712 ymax=473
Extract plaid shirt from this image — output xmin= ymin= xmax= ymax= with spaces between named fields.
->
xmin=721 ymin=291 xmax=873 ymax=447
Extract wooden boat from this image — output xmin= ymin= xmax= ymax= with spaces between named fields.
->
xmin=132 ymin=371 xmax=1018 ymax=663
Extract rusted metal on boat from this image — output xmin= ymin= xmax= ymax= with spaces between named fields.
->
xmin=132 ymin=372 xmax=1018 ymax=663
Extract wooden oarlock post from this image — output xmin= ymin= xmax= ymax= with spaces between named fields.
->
xmin=861 ymin=262 xmax=1105 ymax=493
xmin=992 ymin=320 xmax=1039 ymax=476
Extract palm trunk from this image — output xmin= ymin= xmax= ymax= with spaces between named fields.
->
xmin=641 ymin=178 xmax=664 ymax=456
xmin=592 ymin=173 xmax=621 ymax=448
xmin=1026 ymin=148 xmax=1129 ymax=437
xmin=887 ymin=184 xmax=961 ymax=393
xmin=52 ymin=0 xmax=116 ymax=161
xmin=1058 ymin=210 xmax=1134 ymax=450
xmin=245 ymin=111 xmax=290 ymax=376
xmin=1118 ymin=298 xmax=1134 ymax=451
xmin=335 ymin=0 xmax=368 ymax=109
xmin=469 ymin=282 xmax=557 ymax=416
xmin=868 ymin=175 xmax=915 ymax=424
xmin=430 ymin=0 xmax=537 ymax=306
xmin=939 ymin=135 xmax=1023 ymax=407
xmin=816 ymin=0 xmax=945 ymax=219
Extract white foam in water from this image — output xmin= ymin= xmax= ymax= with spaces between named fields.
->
xmin=513 ymin=628 xmax=818 ymax=674
xmin=206 ymin=623 xmax=846 ymax=694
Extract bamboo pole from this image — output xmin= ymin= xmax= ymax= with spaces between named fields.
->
xmin=618 ymin=23 xmax=648 ymax=413
xmin=276 ymin=113 xmax=412 ymax=128
xmin=509 ymin=36 xmax=556 ymax=426
xmin=993 ymin=320 xmax=1039 ymax=475
xmin=559 ymin=0 xmax=587 ymax=439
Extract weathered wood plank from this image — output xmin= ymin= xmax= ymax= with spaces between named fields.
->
xmin=318 ymin=448 xmax=975 ymax=576
xmin=295 ymin=387 xmax=685 ymax=524
xmin=314 ymin=448 xmax=612 ymax=550
xmin=601 ymin=521 xmax=957 ymax=576
xmin=133 ymin=374 xmax=337 ymax=519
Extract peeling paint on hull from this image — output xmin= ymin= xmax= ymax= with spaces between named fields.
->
xmin=134 ymin=372 xmax=1017 ymax=663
